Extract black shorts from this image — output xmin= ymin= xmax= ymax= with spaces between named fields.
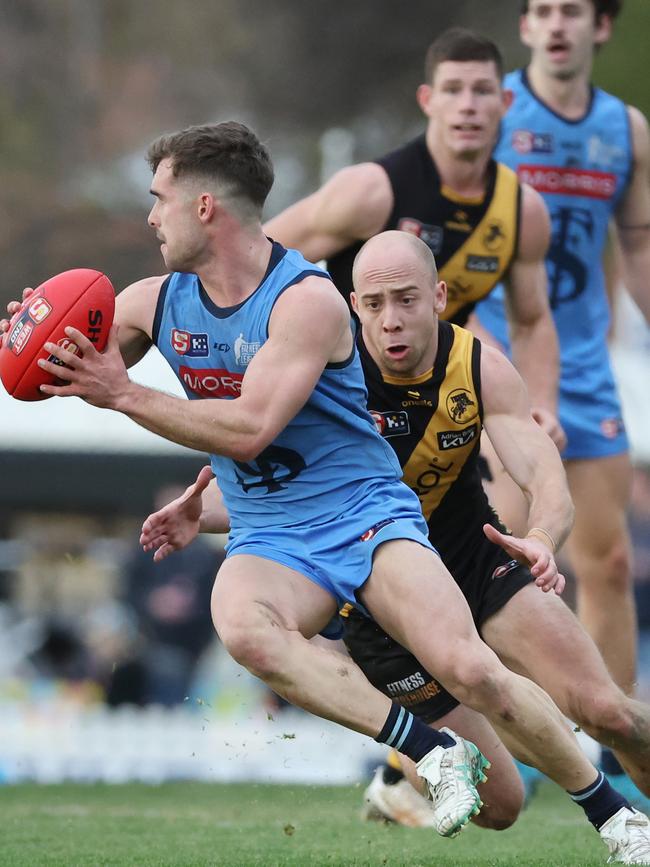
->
xmin=342 ymin=547 xmax=533 ymax=723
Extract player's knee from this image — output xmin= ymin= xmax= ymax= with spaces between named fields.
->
xmin=214 ymin=606 xmax=289 ymax=679
xmin=441 ymin=651 xmax=511 ymax=715
xmin=603 ymin=540 xmax=633 ymax=592
xmin=569 ymin=688 xmax=634 ymax=742
xmin=584 ymin=537 xmax=632 ymax=593
xmin=473 ymin=794 xmax=522 ymax=831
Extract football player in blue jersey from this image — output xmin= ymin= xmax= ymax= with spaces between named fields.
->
xmin=139 ymin=231 xmax=650 ymax=862
xmin=474 ymin=0 xmax=650 ymax=807
xmin=0 ymin=121 xmax=616 ymax=840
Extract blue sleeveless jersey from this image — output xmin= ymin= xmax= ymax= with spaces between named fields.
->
xmin=478 ymin=69 xmax=632 ymax=379
xmin=152 ymin=242 xmax=403 ymax=531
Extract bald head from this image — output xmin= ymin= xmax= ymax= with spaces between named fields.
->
xmin=351 ymin=230 xmax=447 ymax=379
xmin=352 ymin=230 xmax=438 ymax=292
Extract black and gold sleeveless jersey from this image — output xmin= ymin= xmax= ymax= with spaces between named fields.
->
xmin=327 ymin=134 xmax=521 ymax=326
xmin=359 ymin=319 xmax=501 ymax=575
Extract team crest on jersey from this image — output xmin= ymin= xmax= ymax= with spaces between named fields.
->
xmin=171 ymin=329 xmax=209 ymax=357
xmin=370 ymin=410 xmax=410 ymax=438
xmin=483 ymin=219 xmax=506 ymax=252
xmin=234 ymin=333 xmax=261 ymax=366
xmin=359 ymin=518 xmax=395 ymax=542
xmin=446 ymin=388 xmax=478 ymax=424
xmin=397 ymin=218 xmax=443 ymax=255
xmin=437 ymin=424 xmax=477 ymax=450
xmin=512 ymin=130 xmax=554 ymax=154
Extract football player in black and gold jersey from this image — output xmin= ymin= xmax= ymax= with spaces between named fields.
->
xmin=141 ymin=231 xmax=650 ymax=845
xmin=265 ymin=27 xmax=564 ymax=448
xmin=341 ymin=230 xmax=650 ymax=832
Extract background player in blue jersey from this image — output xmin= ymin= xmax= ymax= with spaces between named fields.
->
xmin=474 ymin=0 xmax=650 ymax=805
xmin=265 ymin=29 xmax=565 ymax=450
xmin=0 ymin=121 xmax=615 ymax=839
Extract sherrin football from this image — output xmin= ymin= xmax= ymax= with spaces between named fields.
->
xmin=0 ymin=269 xmax=115 ymax=401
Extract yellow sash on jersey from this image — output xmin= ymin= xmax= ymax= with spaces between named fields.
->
xmin=440 ymin=164 xmax=518 ymax=321
xmin=401 ymin=325 xmax=479 ymax=520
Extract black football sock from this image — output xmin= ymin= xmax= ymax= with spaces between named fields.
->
xmin=569 ymin=771 xmax=631 ymax=829
xmin=375 ymin=702 xmax=455 ymax=763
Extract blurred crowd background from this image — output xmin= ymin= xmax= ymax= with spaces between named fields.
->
xmin=0 ymin=0 xmax=649 ymax=783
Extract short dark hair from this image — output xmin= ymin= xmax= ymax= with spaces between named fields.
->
xmin=519 ymin=0 xmax=622 ymax=20
xmin=424 ymin=28 xmax=504 ymax=84
xmin=146 ymin=122 xmax=274 ymax=211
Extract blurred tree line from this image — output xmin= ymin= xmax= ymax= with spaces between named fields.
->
xmin=1 ymin=0 xmax=648 ymax=308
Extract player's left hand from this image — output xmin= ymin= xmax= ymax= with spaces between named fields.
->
xmin=482 ymin=523 xmax=565 ymax=595
xmin=38 ymin=324 xmax=130 ymax=407
xmin=531 ymin=406 xmax=567 ymax=452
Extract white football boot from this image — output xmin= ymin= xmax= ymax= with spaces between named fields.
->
xmin=415 ymin=726 xmax=490 ymax=838
xmin=599 ymin=807 xmax=650 ymax=864
xmin=361 ymin=765 xmax=438 ymax=828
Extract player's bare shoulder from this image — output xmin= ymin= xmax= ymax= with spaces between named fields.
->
xmin=516 ymin=183 xmax=551 ymax=263
xmin=479 ymin=341 xmax=528 ymax=415
xmin=270 ymin=273 xmax=352 ymax=363
xmin=115 ymin=274 xmax=167 ymax=367
xmin=116 ymin=274 xmax=167 ymax=337
xmin=316 ymin=162 xmax=394 ymax=241
xmin=628 ymin=104 xmax=650 ymax=164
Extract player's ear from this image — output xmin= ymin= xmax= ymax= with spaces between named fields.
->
xmin=519 ymin=13 xmax=532 ymax=48
xmin=434 ymin=280 xmax=447 ymax=314
xmin=198 ymin=192 xmax=217 ymax=223
xmin=594 ymin=13 xmax=613 ymax=47
xmin=503 ymin=88 xmax=514 ymax=113
xmin=416 ymin=84 xmax=434 ymax=118
xmin=350 ymin=292 xmax=359 ymax=315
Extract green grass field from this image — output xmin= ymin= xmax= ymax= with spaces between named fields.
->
xmin=0 ymin=780 xmax=609 ymax=866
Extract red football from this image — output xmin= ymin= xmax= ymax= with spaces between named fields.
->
xmin=0 ymin=269 xmax=115 ymax=401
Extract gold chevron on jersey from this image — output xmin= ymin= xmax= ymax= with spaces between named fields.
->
xmin=400 ymin=324 xmax=481 ymax=521
xmin=440 ymin=163 xmax=519 ymax=322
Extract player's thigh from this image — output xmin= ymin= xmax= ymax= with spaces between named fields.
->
xmin=480 ymin=583 xmax=620 ymax=716
xmin=361 ymin=540 xmax=482 ymax=654
xmin=212 ymin=553 xmax=338 ymax=640
xmin=564 ymin=452 xmax=632 ymax=562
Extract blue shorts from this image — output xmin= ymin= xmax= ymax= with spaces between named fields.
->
xmin=225 ymin=480 xmax=435 ymax=637
xmin=559 ymin=373 xmax=628 ymax=461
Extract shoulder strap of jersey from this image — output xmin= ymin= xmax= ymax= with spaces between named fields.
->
xmin=440 ymin=163 xmax=520 ymax=321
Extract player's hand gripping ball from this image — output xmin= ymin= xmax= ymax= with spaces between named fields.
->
xmin=0 ymin=269 xmax=115 ymax=401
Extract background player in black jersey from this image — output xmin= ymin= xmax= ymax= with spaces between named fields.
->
xmin=141 ymin=232 xmax=650 ymax=860
xmin=265 ymin=28 xmax=564 ymax=449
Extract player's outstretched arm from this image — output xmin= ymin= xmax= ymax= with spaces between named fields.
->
xmin=37 ymin=276 xmax=353 ymax=461
xmin=140 ymin=465 xmax=230 ymax=561
xmin=503 ymin=184 xmax=565 ymax=449
xmin=615 ymin=106 xmax=650 ymax=324
xmin=264 ymin=163 xmax=393 ymax=262
xmin=481 ymin=343 xmax=574 ymax=594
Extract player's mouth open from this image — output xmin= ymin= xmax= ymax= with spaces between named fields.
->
xmin=386 ymin=344 xmax=409 ymax=359
xmin=547 ymin=41 xmax=570 ymax=56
